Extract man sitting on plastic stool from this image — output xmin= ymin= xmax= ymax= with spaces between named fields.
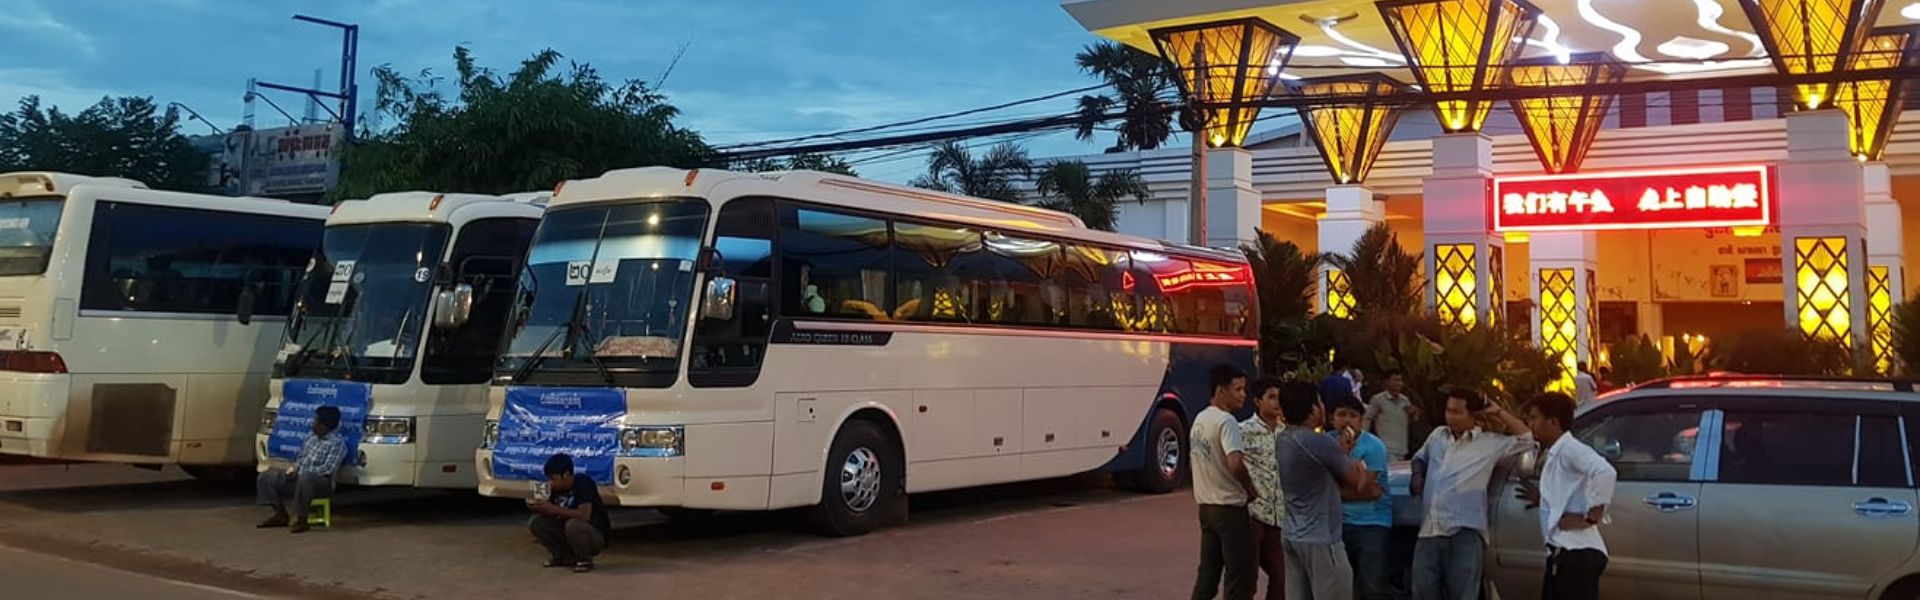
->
xmin=256 ymin=405 xmax=346 ymax=534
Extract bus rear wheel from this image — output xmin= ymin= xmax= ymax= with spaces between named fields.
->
xmin=809 ymin=420 xmax=899 ymax=537
xmin=1120 ymin=408 xmax=1185 ymax=494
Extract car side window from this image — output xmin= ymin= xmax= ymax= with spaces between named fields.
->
xmin=1575 ymin=407 xmax=1703 ymax=482
xmin=1718 ymin=410 xmax=1912 ymax=487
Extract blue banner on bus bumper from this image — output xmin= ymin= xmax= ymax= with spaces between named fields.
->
xmin=492 ymin=387 xmax=627 ymax=483
xmin=268 ymin=379 xmax=372 ymax=463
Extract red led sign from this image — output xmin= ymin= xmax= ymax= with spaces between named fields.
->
xmin=1492 ymin=165 xmax=1773 ymax=232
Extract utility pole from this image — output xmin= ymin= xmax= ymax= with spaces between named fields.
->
xmin=1186 ymin=44 xmax=1210 ymax=247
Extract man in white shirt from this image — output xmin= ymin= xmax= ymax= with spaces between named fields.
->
xmin=1363 ymin=370 xmax=1419 ymax=460
xmin=1518 ymin=392 xmax=1616 ymax=600
xmin=1409 ymin=388 xmax=1533 ymax=600
xmin=1573 ymin=362 xmax=1597 ymax=407
xmin=1191 ymin=364 xmax=1256 ymax=600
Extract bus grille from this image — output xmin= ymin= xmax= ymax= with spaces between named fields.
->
xmin=85 ymin=383 xmax=176 ymax=457
xmin=0 ymin=306 xmax=21 ymax=319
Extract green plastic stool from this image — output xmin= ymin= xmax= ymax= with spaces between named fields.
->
xmin=307 ymin=498 xmax=332 ymax=528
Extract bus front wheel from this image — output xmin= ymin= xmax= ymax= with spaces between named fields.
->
xmin=810 ymin=420 xmax=899 ymax=537
xmin=1120 ymin=408 xmax=1186 ymax=494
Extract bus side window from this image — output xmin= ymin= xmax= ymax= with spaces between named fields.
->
xmin=893 ymin=221 xmax=981 ymax=323
xmin=81 ymin=201 xmax=319 ymax=316
xmin=692 ymin=198 xmax=775 ymax=388
xmin=422 ymin=218 xmax=538 ymax=385
xmin=777 ymin=205 xmax=890 ymax=320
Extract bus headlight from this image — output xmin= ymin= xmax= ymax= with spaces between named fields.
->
xmin=362 ymin=416 xmax=415 ymax=444
xmin=481 ymin=420 xmax=500 ymax=450
xmin=258 ymin=408 xmax=278 ymax=436
xmin=618 ymin=426 xmax=683 ymax=457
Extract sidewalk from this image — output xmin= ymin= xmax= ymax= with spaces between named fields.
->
xmin=0 ymin=466 xmax=1200 ymax=599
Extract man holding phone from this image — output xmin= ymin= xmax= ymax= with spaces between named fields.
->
xmin=528 ymin=454 xmax=612 ymax=573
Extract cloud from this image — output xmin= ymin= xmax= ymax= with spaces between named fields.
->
xmin=0 ymin=1 xmax=97 ymax=58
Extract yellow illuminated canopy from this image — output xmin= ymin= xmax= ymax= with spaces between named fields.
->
xmin=1836 ymin=25 xmax=1920 ymax=161
xmin=1737 ymin=0 xmax=1885 ymax=110
xmin=1377 ymin=0 xmax=1540 ymax=133
xmin=1505 ymin=53 xmax=1627 ymax=174
xmin=1294 ymin=73 xmax=1409 ymax=185
xmin=1150 ymin=17 xmax=1301 ymax=148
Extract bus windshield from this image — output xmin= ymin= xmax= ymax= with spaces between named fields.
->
xmin=0 ymin=198 xmax=63 ymax=276
xmin=281 ymin=222 xmax=451 ymax=385
xmin=498 ymin=199 xmax=710 ymax=386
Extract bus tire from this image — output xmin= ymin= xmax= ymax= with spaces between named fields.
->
xmin=809 ymin=420 xmax=899 ymax=537
xmin=1122 ymin=408 xmax=1186 ymax=494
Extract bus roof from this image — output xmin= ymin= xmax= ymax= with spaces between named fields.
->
xmin=552 ymin=167 xmax=1245 ymax=264
xmin=330 ymin=191 xmax=545 ymax=227
xmin=0 ymin=172 xmax=147 ymax=198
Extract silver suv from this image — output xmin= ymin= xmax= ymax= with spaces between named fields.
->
xmin=1483 ymin=375 xmax=1920 ymax=600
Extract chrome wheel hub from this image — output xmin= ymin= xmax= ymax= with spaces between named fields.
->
xmin=1158 ymin=427 xmax=1181 ymax=479
xmin=839 ymin=446 xmax=882 ymax=513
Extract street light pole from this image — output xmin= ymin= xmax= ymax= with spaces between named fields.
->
xmin=1189 ymin=125 xmax=1207 ymax=247
xmin=292 ymin=14 xmax=359 ymax=141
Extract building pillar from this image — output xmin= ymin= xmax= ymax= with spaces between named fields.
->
xmin=1530 ymin=232 xmax=1599 ymax=377
xmin=1422 ymin=132 xmax=1504 ymax=329
xmin=1865 ymin=162 xmax=1903 ymax=372
xmin=1779 ymin=110 xmax=1871 ymax=354
xmin=1318 ymin=185 xmax=1383 ymax=317
xmin=1204 ymin=147 xmax=1262 ymax=248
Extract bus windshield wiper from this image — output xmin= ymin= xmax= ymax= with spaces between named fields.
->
xmin=512 ymin=290 xmax=589 ymax=383
xmin=574 ymin=313 xmax=617 ymax=387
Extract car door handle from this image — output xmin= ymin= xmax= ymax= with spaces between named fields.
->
xmin=1643 ymin=492 xmax=1697 ymax=513
xmin=1854 ymin=498 xmax=1913 ymax=518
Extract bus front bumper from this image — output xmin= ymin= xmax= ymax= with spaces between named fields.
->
xmin=254 ymin=414 xmax=483 ymax=489
xmin=475 ymin=450 xmax=688 ymax=507
xmin=0 ymin=372 xmax=69 ymax=458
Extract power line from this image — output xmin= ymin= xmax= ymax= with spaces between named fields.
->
xmin=713 ymin=82 xmax=1114 ymax=151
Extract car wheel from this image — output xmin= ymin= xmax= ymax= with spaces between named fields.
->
xmin=809 ymin=420 xmax=899 ymax=537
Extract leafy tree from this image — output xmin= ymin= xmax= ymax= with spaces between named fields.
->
xmin=1030 ymin=160 xmax=1147 ymax=231
xmin=1072 ymin=42 xmax=1178 ymax=152
xmin=908 ymin=141 xmax=1032 ymax=202
xmin=332 ymin=47 xmax=710 ymax=200
xmin=734 ymin=152 xmax=857 ymax=176
xmin=0 ymin=96 xmax=210 ymax=192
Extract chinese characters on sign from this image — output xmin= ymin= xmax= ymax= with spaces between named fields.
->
xmin=1493 ymin=165 xmax=1773 ymax=232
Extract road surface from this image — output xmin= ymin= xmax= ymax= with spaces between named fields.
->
xmin=0 ymin=543 xmax=261 ymax=599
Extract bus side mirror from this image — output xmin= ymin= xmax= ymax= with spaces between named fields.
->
xmin=701 ymin=277 xmax=737 ymax=321
xmin=237 ymin=288 xmax=257 ymax=326
xmin=433 ymin=284 xmax=474 ymax=331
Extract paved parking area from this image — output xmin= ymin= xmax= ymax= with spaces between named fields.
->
xmin=0 ymin=463 xmax=1208 ymax=599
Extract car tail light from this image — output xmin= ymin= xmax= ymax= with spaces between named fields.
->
xmin=0 ymin=351 xmax=65 ymax=373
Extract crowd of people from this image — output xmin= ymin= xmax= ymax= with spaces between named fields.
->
xmin=1189 ymin=363 xmax=1618 ymax=600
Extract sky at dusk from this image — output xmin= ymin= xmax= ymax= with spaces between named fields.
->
xmin=0 ymin=0 xmax=1173 ymax=181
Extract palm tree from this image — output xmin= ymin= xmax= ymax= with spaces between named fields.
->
xmin=1031 ymin=160 xmax=1149 ymax=231
xmin=1073 ymin=42 xmax=1178 ymax=153
xmin=1326 ymin=223 xmax=1424 ymax=320
xmin=909 ymin=141 xmax=1033 ymax=202
xmin=1242 ymin=231 xmax=1328 ymax=372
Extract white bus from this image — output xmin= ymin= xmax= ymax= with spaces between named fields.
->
xmin=256 ymin=192 xmax=544 ymax=488
xmin=475 ymin=167 xmax=1256 ymax=535
xmin=0 ymin=172 xmax=326 ymax=477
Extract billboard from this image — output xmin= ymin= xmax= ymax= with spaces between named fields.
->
xmin=1492 ymin=165 xmax=1773 ymax=232
xmin=229 ymin=125 xmax=344 ymax=198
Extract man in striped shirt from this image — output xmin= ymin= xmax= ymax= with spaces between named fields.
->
xmin=1409 ymin=388 xmax=1533 ymax=600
